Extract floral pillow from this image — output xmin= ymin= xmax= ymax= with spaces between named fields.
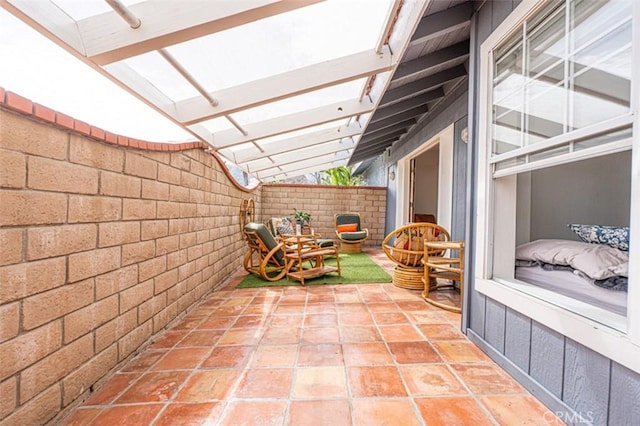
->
xmin=272 ymin=217 xmax=294 ymax=236
xmin=568 ymin=224 xmax=629 ymax=251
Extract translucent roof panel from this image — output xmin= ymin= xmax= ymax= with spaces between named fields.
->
xmin=2 ymin=0 xmax=428 ymax=180
xmin=165 ymin=0 xmax=393 ymax=91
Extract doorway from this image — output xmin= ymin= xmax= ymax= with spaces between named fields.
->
xmin=396 ymin=124 xmax=454 ymax=232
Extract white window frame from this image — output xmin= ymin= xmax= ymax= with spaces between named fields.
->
xmin=475 ymin=0 xmax=640 ymax=373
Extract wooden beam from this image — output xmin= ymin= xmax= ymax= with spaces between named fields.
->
xmin=382 ymin=65 xmax=466 ymax=105
xmin=176 ymin=48 xmax=393 ymax=125
xmin=247 ymin=140 xmax=353 ymax=173
xmin=393 ymin=41 xmax=469 ymax=81
xmin=256 ymin=152 xmax=350 ymax=180
xmin=366 ymin=116 xmax=416 ymax=134
xmin=370 ymin=104 xmax=428 ymax=124
xmin=359 ymin=128 xmax=406 ymax=146
xmin=230 ymin=123 xmax=360 ymax=164
xmin=211 ymin=98 xmax=374 ymax=149
xmin=410 ymin=2 xmax=472 ymax=45
xmin=79 ymin=0 xmax=323 ymax=65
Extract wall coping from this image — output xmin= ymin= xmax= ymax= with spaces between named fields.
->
xmin=0 ymin=87 xmax=259 ymax=193
xmin=262 ymin=183 xmax=386 ymax=190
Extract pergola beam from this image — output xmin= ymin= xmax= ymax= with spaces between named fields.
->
xmin=79 ymin=0 xmax=323 ymax=65
xmin=256 ymin=152 xmax=350 ymax=180
xmin=229 ymin=123 xmax=360 ymax=164
xmin=381 ymin=65 xmax=465 ymax=106
xmin=210 ymin=98 xmax=374 ymax=149
xmin=247 ymin=140 xmax=353 ymax=173
xmin=176 ymin=48 xmax=393 ymax=125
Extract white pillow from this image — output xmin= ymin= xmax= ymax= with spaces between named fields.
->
xmin=516 ymin=239 xmax=629 ymax=280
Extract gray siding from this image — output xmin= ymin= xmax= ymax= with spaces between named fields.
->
xmin=465 ymin=1 xmax=640 ymax=425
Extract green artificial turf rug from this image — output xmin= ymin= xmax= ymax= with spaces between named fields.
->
xmin=236 ymin=252 xmax=392 ymax=288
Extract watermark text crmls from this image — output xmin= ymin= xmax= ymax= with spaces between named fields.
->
xmin=544 ymin=410 xmax=595 ymax=424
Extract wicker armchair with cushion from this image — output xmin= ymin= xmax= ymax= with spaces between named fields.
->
xmin=242 ymin=222 xmax=288 ymax=281
xmin=335 ymin=213 xmax=369 ymax=253
xmin=382 ymin=222 xmax=450 ymax=289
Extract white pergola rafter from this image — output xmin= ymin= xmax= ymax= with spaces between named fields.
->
xmin=245 ymin=139 xmax=355 ymax=173
xmin=256 ymin=152 xmax=350 ymax=180
xmin=209 ymin=98 xmax=375 ymax=149
xmin=176 ymin=47 xmax=393 ymax=125
xmin=225 ymin=122 xmax=362 ymax=164
xmin=79 ymin=0 xmax=323 ymax=65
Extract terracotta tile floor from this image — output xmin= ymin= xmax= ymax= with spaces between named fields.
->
xmin=62 ymin=249 xmax=560 ymax=425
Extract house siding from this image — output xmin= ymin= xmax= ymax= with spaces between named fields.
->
xmin=465 ymin=1 xmax=640 ymax=425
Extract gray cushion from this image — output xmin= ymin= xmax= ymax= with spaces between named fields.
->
xmin=244 ymin=222 xmax=283 ymax=262
xmin=318 ymin=238 xmax=335 ymax=248
xmin=339 ymin=231 xmax=367 ymax=241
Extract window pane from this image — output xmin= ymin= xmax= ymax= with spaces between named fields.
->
xmin=570 ymin=24 xmax=632 ymax=129
xmin=524 ymin=62 xmax=566 ymax=144
xmin=527 ymin=1 xmax=565 ymax=77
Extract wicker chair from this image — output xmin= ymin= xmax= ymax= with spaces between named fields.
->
xmin=335 ymin=213 xmax=369 ymax=253
xmin=242 ymin=222 xmax=287 ymax=281
xmin=382 ymin=222 xmax=450 ymax=290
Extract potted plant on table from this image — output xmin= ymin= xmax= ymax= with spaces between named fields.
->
xmin=292 ymin=208 xmax=311 ymax=234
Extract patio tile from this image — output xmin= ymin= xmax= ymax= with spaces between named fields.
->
xmin=250 ymin=344 xmax=298 ymax=367
xmin=172 ymin=316 xmax=206 ymax=330
xmin=335 ymin=303 xmax=369 ymax=314
xmin=274 ymin=304 xmax=306 ymax=314
xmin=301 ymin=326 xmax=340 ymax=344
xmin=89 ymin=404 xmax=163 ymax=426
xmin=293 ymin=366 xmax=347 ymax=398
xmin=217 ymin=328 xmax=263 ymax=346
xmin=61 ymin=407 xmax=101 ymax=425
xmin=83 ymin=373 xmax=140 ymax=405
xmin=304 ymin=313 xmax=338 ymax=327
xmin=339 ymin=326 xmax=381 ymax=343
xmin=371 ymin=311 xmax=410 ymax=325
xmin=406 ymin=311 xmax=451 ymax=324
xmin=154 ymin=402 xmax=223 ymax=426
xmin=432 ymin=340 xmax=493 ymax=363
xmin=176 ymin=329 xmax=225 ymax=347
xmin=152 ymin=347 xmax=209 ymax=370
xmin=481 ymin=395 xmax=560 ymax=425
xmin=261 ymin=327 xmax=301 ymax=344
xmin=418 ymin=323 xmax=466 ymax=340
xmin=288 ymin=400 xmax=351 ymax=426
xmin=337 ymin=312 xmax=374 ymax=326
xmin=219 ymin=401 xmax=287 ymax=426
xmin=270 ymin=314 xmax=304 ymax=327
xmin=115 ymin=371 xmax=189 ymax=403
xmin=397 ymin=300 xmax=430 ymax=311
xmin=414 ymin=397 xmax=494 ymax=426
xmin=452 ymin=364 xmax=525 ymax=395
xmin=378 ymin=324 xmax=423 ymax=342
xmin=298 ymin=343 xmax=343 ymax=366
xmin=175 ymin=370 xmax=241 ymax=402
xmin=400 ymin=365 xmax=468 ymax=397
xmin=305 ymin=303 xmax=337 ymax=313
xmin=234 ymin=368 xmax=293 ymax=398
xmin=352 ymin=399 xmax=422 ymax=426
xmin=120 ymin=350 xmax=165 ymax=372
xmin=149 ymin=330 xmax=188 ymax=348
xmin=387 ymin=341 xmax=442 ymax=364
xmin=347 ymin=366 xmax=407 ymax=397
xmin=201 ymin=345 xmax=255 ymax=368
xmin=231 ymin=314 xmax=269 ymax=328
xmin=196 ymin=316 xmax=237 ymax=330
xmin=366 ymin=301 xmax=399 ymax=311
xmin=342 ymin=342 xmax=394 ymax=366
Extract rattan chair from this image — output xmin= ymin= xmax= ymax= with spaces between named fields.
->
xmin=382 ymin=222 xmax=450 ymax=290
xmin=422 ymin=241 xmax=464 ymax=313
xmin=335 ymin=213 xmax=369 ymax=253
xmin=242 ymin=222 xmax=288 ymax=281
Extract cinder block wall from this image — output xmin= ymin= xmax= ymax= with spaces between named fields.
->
xmin=260 ymin=183 xmax=387 ymax=246
xmin=0 ymin=91 xmax=257 ymax=425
